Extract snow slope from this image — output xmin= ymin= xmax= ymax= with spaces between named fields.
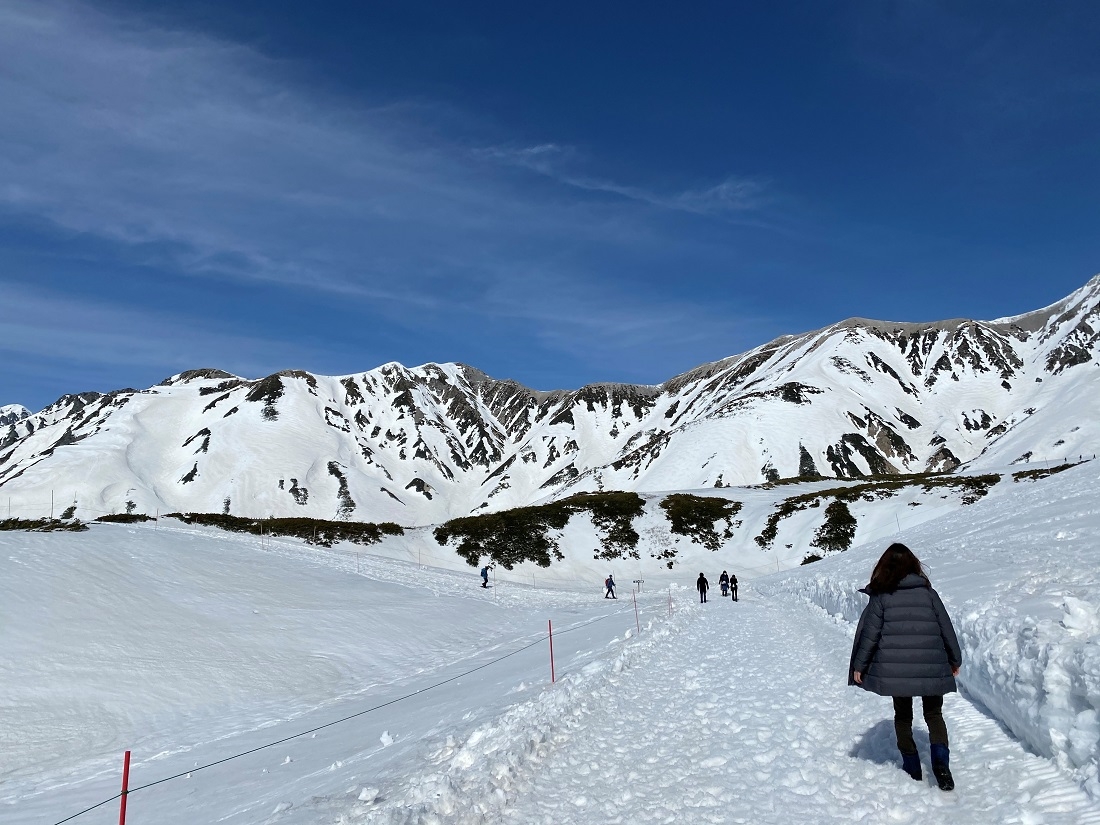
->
xmin=2 ymin=276 xmax=1098 ymax=524
xmin=3 ymin=454 xmax=1100 ymax=823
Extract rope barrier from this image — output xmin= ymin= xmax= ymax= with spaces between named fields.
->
xmin=47 ymin=596 xmax=644 ymax=825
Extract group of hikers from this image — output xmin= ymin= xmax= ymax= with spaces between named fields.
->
xmin=598 ymin=571 xmax=739 ymax=602
xmin=694 ymin=570 xmax=738 ymax=602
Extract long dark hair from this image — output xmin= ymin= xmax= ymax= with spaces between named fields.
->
xmin=867 ymin=542 xmax=929 ymax=594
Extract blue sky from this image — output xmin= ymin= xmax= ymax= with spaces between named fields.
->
xmin=2 ymin=1 xmax=1100 ymax=412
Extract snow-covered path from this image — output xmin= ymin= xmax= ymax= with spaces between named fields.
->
xmin=417 ymin=592 xmax=1100 ymax=825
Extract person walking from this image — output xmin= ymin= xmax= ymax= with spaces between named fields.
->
xmin=729 ymin=572 xmax=738 ymax=602
xmin=604 ymin=574 xmax=617 ymax=599
xmin=849 ymin=543 xmax=962 ymax=791
xmin=719 ymin=570 xmax=730 ymax=597
xmin=480 ymin=564 xmax=492 ymax=588
xmin=697 ymin=572 xmax=709 ymax=603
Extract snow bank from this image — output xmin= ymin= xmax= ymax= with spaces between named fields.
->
xmin=340 ymin=609 xmax=695 ymax=824
xmin=756 ymin=460 xmax=1100 ymax=799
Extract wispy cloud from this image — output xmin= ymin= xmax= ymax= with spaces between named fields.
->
xmin=480 ymin=143 xmax=766 ymax=216
xmin=0 ymin=1 xmax=779 ymax=407
xmin=0 ymin=282 xmax=345 ymax=380
xmin=0 ymin=1 xmax=762 ymax=298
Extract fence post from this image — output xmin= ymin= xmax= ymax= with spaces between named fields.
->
xmin=548 ymin=619 xmax=555 ymax=683
xmin=119 ymin=750 xmax=131 ymax=825
xmin=633 ymin=590 xmax=641 ymax=635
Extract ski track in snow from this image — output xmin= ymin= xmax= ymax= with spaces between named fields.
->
xmin=348 ymin=594 xmax=1100 ymax=825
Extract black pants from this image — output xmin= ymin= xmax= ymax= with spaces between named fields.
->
xmin=731 ymin=585 xmax=738 ymax=601
xmin=699 ymin=589 xmax=707 ymax=603
xmin=893 ymin=696 xmax=948 ymax=753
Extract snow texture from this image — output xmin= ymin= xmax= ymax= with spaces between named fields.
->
xmin=3 ymin=455 xmax=1100 ymax=823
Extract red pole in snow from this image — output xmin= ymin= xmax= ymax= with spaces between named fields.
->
xmin=118 ymin=750 xmax=131 ymax=825
xmin=633 ymin=590 xmax=641 ymax=635
xmin=548 ymin=619 xmax=556 ymax=683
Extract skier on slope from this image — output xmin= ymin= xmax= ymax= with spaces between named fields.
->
xmin=849 ymin=542 xmax=962 ymax=792
xmin=604 ymin=574 xmax=617 ymax=599
xmin=719 ymin=570 xmax=730 ymax=597
xmin=697 ymin=572 xmax=709 ymax=603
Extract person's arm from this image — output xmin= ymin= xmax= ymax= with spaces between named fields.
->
xmin=851 ymin=596 xmax=885 ymax=682
xmin=930 ymin=588 xmax=963 ymax=674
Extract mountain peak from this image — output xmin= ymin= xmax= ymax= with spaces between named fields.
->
xmin=0 ymin=405 xmax=30 ymax=427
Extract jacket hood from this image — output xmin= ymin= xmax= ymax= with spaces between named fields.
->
xmin=896 ymin=573 xmax=930 ymax=589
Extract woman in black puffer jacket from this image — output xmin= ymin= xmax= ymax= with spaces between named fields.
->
xmin=849 ymin=543 xmax=962 ymax=791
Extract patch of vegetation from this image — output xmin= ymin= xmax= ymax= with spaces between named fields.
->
xmin=1012 ymin=463 xmax=1075 ymax=483
xmin=433 ymin=491 xmax=646 ymax=569
xmin=798 ymin=444 xmax=822 ymax=479
xmin=809 ymin=500 xmax=857 ymax=553
xmin=754 ymin=473 xmax=1002 ymax=549
xmin=0 ymin=518 xmax=89 ymax=532
xmin=95 ymin=513 xmax=154 ymax=523
xmin=60 ymin=504 xmax=77 ymax=520
xmin=566 ymin=491 xmax=646 ymax=561
xmin=801 ymin=553 xmax=823 ymax=565
xmin=659 ymin=494 xmax=742 ymax=551
xmin=165 ymin=512 xmax=403 ymax=547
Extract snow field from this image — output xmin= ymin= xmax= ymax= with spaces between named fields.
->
xmin=1 ymin=522 xmax=668 ymax=824
xmin=4 ymin=454 xmax=1100 ymax=823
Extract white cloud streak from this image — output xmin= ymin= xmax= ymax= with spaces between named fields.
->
xmin=0 ymin=282 xmax=342 ymax=380
xmin=0 ymin=1 xmax=773 ymax=400
xmin=480 ymin=144 xmax=766 ymax=216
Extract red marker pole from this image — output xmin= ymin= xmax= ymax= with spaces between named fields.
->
xmin=633 ymin=590 xmax=641 ymax=635
xmin=548 ymin=619 xmax=556 ymax=683
xmin=118 ymin=750 xmax=131 ymax=825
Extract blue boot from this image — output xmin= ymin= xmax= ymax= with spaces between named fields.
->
xmin=930 ymin=744 xmax=954 ymax=791
xmin=900 ymin=750 xmax=922 ymax=781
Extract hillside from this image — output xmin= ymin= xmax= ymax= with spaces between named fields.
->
xmin=1 ymin=275 xmax=1097 ymax=525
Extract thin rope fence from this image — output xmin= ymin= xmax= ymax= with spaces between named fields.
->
xmin=48 ymin=598 xmax=643 ymax=825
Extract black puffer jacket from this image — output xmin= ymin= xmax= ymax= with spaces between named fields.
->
xmin=848 ymin=573 xmax=962 ymax=697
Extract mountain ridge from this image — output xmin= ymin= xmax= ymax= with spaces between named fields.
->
xmin=2 ymin=275 xmax=1098 ymax=524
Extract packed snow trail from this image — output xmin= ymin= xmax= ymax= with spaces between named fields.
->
xmin=355 ymin=591 xmax=1100 ymax=824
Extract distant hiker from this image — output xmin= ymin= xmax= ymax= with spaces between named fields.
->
xmin=480 ymin=565 xmax=492 ymax=588
xmin=697 ymin=573 xmax=709 ymax=603
xmin=850 ymin=543 xmax=962 ymax=792
xmin=719 ymin=571 xmax=730 ymax=597
xmin=605 ymin=574 xmax=617 ymax=599
xmin=729 ymin=572 xmax=738 ymax=602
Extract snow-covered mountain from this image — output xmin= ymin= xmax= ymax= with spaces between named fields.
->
xmin=2 ymin=275 xmax=1098 ymax=523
